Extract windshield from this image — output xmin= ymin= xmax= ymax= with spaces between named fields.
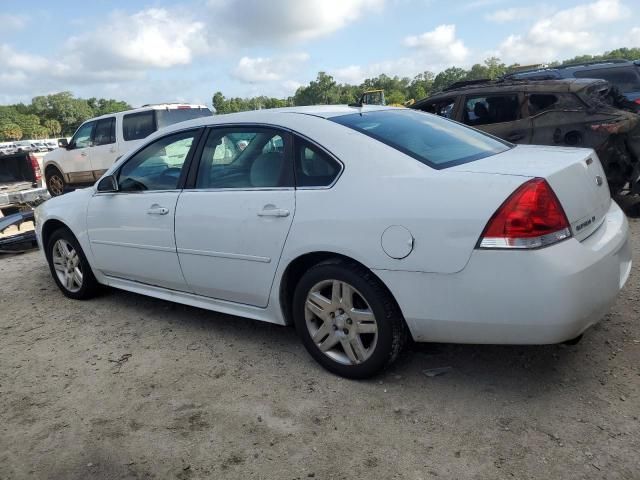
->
xmin=156 ymin=107 xmax=212 ymax=129
xmin=330 ymin=109 xmax=511 ymax=169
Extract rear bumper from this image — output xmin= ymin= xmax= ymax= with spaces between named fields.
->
xmin=375 ymin=200 xmax=631 ymax=344
xmin=0 ymin=187 xmax=49 ymax=208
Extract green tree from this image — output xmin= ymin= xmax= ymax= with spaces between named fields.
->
xmin=0 ymin=122 xmax=23 ymax=141
xmin=433 ymin=67 xmax=467 ymax=92
xmin=44 ymin=119 xmax=62 ymax=137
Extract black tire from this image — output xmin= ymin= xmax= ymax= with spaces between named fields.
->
xmin=293 ymin=260 xmax=407 ymax=379
xmin=46 ymin=227 xmax=99 ymax=300
xmin=45 ymin=167 xmax=66 ymax=197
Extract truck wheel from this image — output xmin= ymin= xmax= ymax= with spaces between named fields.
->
xmin=45 ymin=168 xmax=66 ymax=197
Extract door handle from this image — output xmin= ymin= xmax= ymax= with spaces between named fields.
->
xmin=80 ymin=151 xmax=88 ymax=157
xmin=507 ymin=132 xmax=525 ymax=142
xmin=147 ymin=205 xmax=169 ymax=215
xmin=258 ymin=207 xmax=290 ymax=217
xmin=109 ymin=147 xmax=117 ymax=153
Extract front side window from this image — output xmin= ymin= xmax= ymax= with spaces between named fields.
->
xmin=330 ymin=109 xmax=511 ymax=169
xmin=118 ymin=130 xmax=197 ymax=192
xmin=123 ymin=111 xmax=156 ymax=141
xmin=295 ymin=140 xmax=341 ymax=187
xmin=464 ymin=94 xmax=520 ymax=126
xmin=196 ymin=128 xmax=292 ymax=189
xmin=93 ymin=118 xmax=116 ymax=146
xmin=71 ymin=122 xmax=95 ymax=149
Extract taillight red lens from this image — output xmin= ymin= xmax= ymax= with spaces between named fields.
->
xmin=478 ymin=178 xmax=571 ymax=249
xmin=635 ymin=98 xmax=640 ymax=105
xmin=28 ymin=153 xmax=42 ymax=182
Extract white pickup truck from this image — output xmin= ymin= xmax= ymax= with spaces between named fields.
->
xmin=43 ymin=103 xmax=212 ymax=196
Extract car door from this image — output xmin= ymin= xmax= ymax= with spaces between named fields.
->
xmin=174 ymin=126 xmax=295 ymax=307
xmin=86 ymin=128 xmax=202 ymax=290
xmin=64 ymin=121 xmax=96 ymax=184
xmin=90 ymin=117 xmax=117 ymax=179
xmin=461 ymin=92 xmax=532 ymax=144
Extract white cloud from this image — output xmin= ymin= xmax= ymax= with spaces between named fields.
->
xmin=404 ymin=24 xmax=469 ymax=64
xmin=0 ymin=13 xmax=28 ymax=31
xmin=628 ymin=27 xmax=640 ymax=46
xmin=231 ymin=53 xmax=310 ymax=83
xmin=485 ymin=6 xmax=556 ymax=23
xmin=332 ymin=58 xmax=421 ymax=84
xmin=64 ymin=9 xmax=208 ymax=70
xmin=496 ymin=0 xmax=628 ymax=64
xmin=206 ymin=0 xmax=384 ymax=44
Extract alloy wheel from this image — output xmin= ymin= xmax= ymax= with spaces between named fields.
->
xmin=48 ymin=173 xmax=64 ymax=196
xmin=51 ymin=239 xmax=83 ymax=293
xmin=305 ymin=279 xmax=378 ymax=365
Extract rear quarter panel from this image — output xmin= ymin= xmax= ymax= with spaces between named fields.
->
xmin=272 ymin=114 xmax=527 ymax=274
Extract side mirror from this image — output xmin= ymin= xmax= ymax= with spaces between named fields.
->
xmin=97 ymin=174 xmax=118 ymax=193
xmin=58 ymin=138 xmax=69 ymax=148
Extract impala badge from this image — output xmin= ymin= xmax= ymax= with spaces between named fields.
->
xmin=595 ymin=175 xmax=603 ymax=186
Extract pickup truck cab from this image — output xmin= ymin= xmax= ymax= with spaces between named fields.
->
xmin=43 ymin=103 xmax=212 ymax=196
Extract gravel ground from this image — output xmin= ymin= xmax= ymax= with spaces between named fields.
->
xmin=0 ymin=218 xmax=638 ymax=480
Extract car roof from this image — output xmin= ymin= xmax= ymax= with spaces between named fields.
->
xmin=413 ymin=78 xmax=605 ymax=106
xmin=144 ymin=105 xmax=401 ymax=138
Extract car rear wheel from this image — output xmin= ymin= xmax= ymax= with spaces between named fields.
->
xmin=45 ymin=168 xmax=66 ymax=197
xmin=46 ymin=228 xmax=99 ymax=300
xmin=293 ymin=260 xmax=407 ymax=379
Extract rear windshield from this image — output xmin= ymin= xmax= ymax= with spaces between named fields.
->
xmin=156 ymin=107 xmax=212 ymax=129
xmin=330 ymin=109 xmax=511 ymax=169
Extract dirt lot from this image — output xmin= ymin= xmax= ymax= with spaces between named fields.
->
xmin=1 ymin=220 xmax=639 ymax=480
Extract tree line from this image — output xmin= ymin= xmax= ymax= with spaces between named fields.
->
xmin=1 ymin=47 xmax=638 ymax=141
xmin=0 ymin=92 xmax=130 ymax=141
xmin=212 ymin=47 xmax=640 ymax=113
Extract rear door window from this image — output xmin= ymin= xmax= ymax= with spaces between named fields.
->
xmin=463 ymin=94 xmax=520 ymax=126
xmin=93 ymin=118 xmax=116 ymax=145
xmin=123 ymin=111 xmax=156 ymax=141
xmin=330 ymin=109 xmax=511 ymax=169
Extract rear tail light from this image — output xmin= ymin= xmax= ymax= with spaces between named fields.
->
xmin=478 ymin=178 xmax=571 ymax=249
xmin=28 ymin=153 xmax=42 ymax=184
xmin=635 ymin=98 xmax=640 ymax=105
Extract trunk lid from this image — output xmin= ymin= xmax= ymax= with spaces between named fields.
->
xmin=452 ymin=144 xmax=611 ymax=241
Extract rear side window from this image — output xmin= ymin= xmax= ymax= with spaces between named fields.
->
xmin=574 ymin=67 xmax=640 ymax=93
xmin=464 ymin=94 xmax=519 ymax=126
xmin=330 ymin=109 xmax=511 ymax=169
xmin=123 ymin=111 xmax=156 ymax=141
xmin=93 ymin=118 xmax=116 ymax=145
xmin=295 ymin=140 xmax=341 ymax=187
xmin=156 ymin=107 xmax=212 ymax=129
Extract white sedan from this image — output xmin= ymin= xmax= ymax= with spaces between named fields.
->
xmin=35 ymin=106 xmax=632 ymax=378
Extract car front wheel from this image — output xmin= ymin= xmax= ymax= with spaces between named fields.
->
xmin=293 ymin=260 xmax=407 ymax=379
xmin=46 ymin=228 xmax=99 ymax=300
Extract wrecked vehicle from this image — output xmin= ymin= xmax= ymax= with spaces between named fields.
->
xmin=1 ymin=151 xmax=49 ymax=252
xmin=504 ymin=59 xmax=640 ymax=103
xmin=411 ymin=78 xmax=640 ymax=195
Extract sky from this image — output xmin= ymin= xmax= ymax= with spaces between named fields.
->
xmin=1 ymin=0 xmax=638 ymax=107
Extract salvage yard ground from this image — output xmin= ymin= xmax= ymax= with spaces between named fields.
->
xmin=0 ymin=217 xmax=639 ymax=479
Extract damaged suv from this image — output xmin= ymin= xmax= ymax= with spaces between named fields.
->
xmin=411 ymin=78 xmax=640 ymax=195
